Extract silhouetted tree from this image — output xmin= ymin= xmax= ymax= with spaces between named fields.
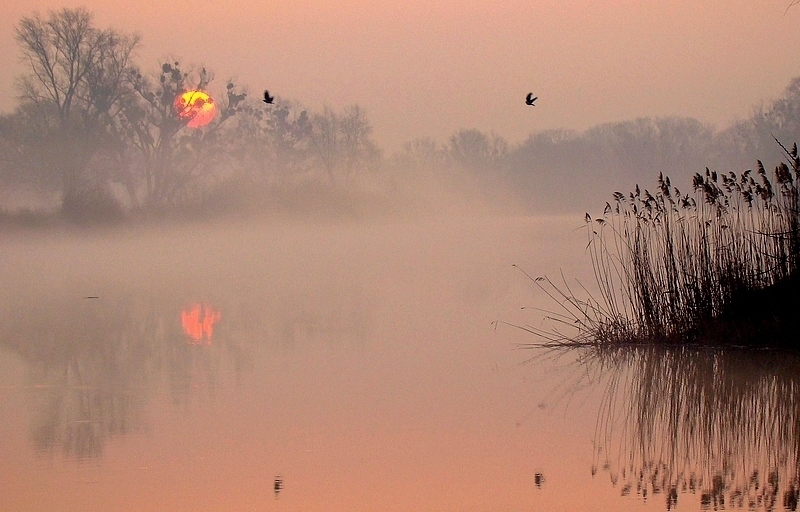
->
xmin=228 ymin=99 xmax=312 ymax=187
xmin=309 ymin=105 xmax=380 ymax=187
xmin=0 ymin=105 xmax=62 ymax=195
xmin=446 ymin=129 xmax=511 ymax=201
xmin=13 ymin=7 xmax=139 ymax=212
xmin=396 ymin=137 xmax=448 ymax=170
xmin=448 ymin=129 xmax=508 ymax=174
xmin=118 ymin=62 xmax=246 ymax=207
xmin=505 ymin=117 xmax=719 ymax=212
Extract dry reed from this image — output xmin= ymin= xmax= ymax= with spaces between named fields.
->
xmin=526 ymin=139 xmax=800 ymax=347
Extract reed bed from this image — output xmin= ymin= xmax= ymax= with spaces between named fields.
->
xmin=527 ymin=140 xmax=800 ymax=347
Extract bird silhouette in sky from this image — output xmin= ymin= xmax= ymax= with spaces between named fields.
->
xmin=526 ymin=93 xmax=537 ymax=106
xmin=263 ymin=90 xmax=275 ymax=105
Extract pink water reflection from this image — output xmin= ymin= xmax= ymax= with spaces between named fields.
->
xmin=181 ymin=303 xmax=221 ymax=344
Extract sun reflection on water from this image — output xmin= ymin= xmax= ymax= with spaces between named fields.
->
xmin=181 ymin=303 xmax=221 ymax=344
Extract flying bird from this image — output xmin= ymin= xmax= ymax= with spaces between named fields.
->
xmin=263 ymin=90 xmax=275 ymax=105
xmin=526 ymin=93 xmax=537 ymax=106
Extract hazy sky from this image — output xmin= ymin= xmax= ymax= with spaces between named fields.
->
xmin=1 ymin=0 xmax=798 ymax=151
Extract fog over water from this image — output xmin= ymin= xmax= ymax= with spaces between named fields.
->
xmin=2 ymin=1 xmax=800 ymax=510
xmin=2 ymin=214 xmax=799 ymax=511
xmin=0 ymin=214 xmax=594 ymax=511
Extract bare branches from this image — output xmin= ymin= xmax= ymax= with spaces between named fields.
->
xmin=309 ymin=105 xmax=379 ymax=188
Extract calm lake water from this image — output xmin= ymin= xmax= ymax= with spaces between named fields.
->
xmin=1 ymin=214 xmax=798 ymax=511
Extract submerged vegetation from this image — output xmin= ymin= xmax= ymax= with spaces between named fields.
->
xmin=526 ymin=140 xmax=800 ymax=348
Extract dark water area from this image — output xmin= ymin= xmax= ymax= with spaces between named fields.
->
xmin=0 ymin=215 xmax=797 ymax=511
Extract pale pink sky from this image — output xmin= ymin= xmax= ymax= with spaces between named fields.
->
xmin=0 ymin=0 xmax=798 ymax=150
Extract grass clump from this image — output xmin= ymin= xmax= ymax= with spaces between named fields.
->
xmin=529 ymin=140 xmax=800 ymax=348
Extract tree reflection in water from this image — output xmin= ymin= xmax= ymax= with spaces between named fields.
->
xmin=586 ymin=345 xmax=800 ymax=511
xmin=1 ymin=292 xmax=237 ymax=460
xmin=0 ymin=282 xmax=367 ymax=461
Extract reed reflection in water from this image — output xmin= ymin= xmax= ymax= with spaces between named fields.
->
xmin=0 ymin=215 xmax=604 ymax=511
xmin=586 ymin=345 xmax=800 ymax=511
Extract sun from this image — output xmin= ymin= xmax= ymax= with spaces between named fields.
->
xmin=174 ymin=90 xmax=216 ymax=128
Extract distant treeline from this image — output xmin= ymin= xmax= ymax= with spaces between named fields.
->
xmin=394 ymin=77 xmax=800 ymax=213
xmin=0 ymin=8 xmax=380 ymax=221
xmin=0 ymin=7 xmax=798 ymax=221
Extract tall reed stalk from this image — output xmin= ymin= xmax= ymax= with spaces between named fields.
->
xmin=529 ymin=140 xmax=800 ymax=347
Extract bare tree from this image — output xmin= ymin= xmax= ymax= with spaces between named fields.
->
xmin=309 ymin=105 xmax=341 ymax=186
xmin=394 ymin=136 xmax=449 ymax=173
xmin=448 ymin=129 xmax=508 ymax=174
xmin=14 ymin=8 xmax=139 ymax=210
xmin=339 ymin=105 xmax=380 ymax=184
xmin=118 ymin=62 xmax=246 ymax=207
xmin=227 ymin=99 xmax=312 ymax=187
xmin=309 ymin=105 xmax=379 ymax=187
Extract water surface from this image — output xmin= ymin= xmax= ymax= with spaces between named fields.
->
xmin=1 ymin=215 xmax=796 ymax=511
